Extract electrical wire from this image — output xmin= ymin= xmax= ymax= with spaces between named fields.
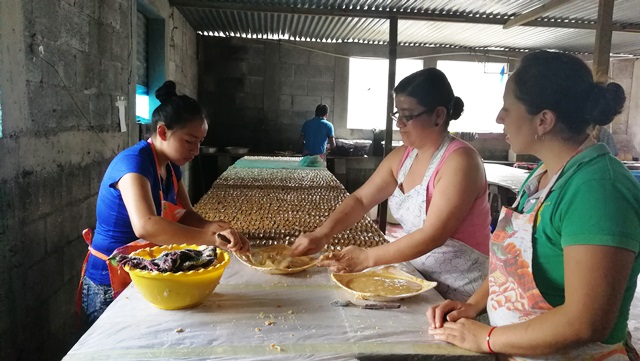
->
xmin=264 ymin=38 xmax=507 ymax=60
xmin=38 ymin=55 xmax=119 ymax=157
xmin=257 ymin=38 xmax=517 ymax=72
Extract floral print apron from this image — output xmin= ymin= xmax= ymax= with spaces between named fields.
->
xmin=388 ymin=134 xmax=489 ymax=302
xmin=487 ymin=145 xmax=629 ymax=360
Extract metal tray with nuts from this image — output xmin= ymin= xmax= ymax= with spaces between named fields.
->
xmin=195 ymin=168 xmax=387 ymax=251
xmin=215 ymin=167 xmax=344 ymax=189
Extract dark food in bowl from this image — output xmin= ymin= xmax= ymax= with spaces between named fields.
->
xmin=113 ymin=246 xmax=219 ymax=273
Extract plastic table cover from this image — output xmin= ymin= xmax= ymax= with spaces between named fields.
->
xmin=233 ymin=156 xmax=323 ymax=169
xmin=64 ymin=257 xmax=491 ymax=361
xmin=484 ymin=163 xmax=530 ymax=193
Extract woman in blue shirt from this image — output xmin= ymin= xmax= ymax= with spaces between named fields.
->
xmin=79 ymin=81 xmax=250 ymax=325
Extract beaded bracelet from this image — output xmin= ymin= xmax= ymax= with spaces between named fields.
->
xmin=486 ymin=326 xmax=497 ymax=354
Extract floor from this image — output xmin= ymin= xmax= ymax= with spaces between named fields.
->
xmin=382 ymin=223 xmax=640 ymax=351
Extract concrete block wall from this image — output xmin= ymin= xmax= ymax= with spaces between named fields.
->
xmin=466 ymin=133 xmax=512 ymax=161
xmin=165 ymin=6 xmax=198 ymax=192
xmin=610 ymin=58 xmax=640 ymax=159
xmin=0 ymin=0 xmax=131 ymax=359
xmin=199 ymin=39 xmax=640 ymax=163
xmin=199 ymin=37 xmax=336 ymax=153
xmin=198 ymin=37 xmax=521 ymax=160
xmin=167 ymin=7 xmax=198 ymax=99
xmin=0 ymin=0 xmax=197 ymax=360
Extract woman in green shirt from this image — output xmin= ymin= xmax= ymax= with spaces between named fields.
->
xmin=427 ymin=51 xmax=640 ymax=360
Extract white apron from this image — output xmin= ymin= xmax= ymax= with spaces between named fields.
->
xmin=388 ymin=134 xmax=489 ymax=301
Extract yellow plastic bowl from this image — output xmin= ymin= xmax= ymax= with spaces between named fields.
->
xmin=124 ymin=244 xmax=230 ymax=310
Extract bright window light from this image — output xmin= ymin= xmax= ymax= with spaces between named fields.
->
xmin=347 ymin=58 xmax=423 ymax=130
xmin=437 ymin=60 xmax=507 ymax=133
xmin=136 ymin=84 xmax=150 ymax=124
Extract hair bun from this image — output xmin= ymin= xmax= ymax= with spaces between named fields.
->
xmin=449 ymin=96 xmax=464 ymax=120
xmin=587 ymin=82 xmax=625 ymax=126
xmin=156 ymin=81 xmax=178 ymax=104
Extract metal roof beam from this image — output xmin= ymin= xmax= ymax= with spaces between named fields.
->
xmin=503 ymin=0 xmax=576 ymax=29
xmin=170 ymin=0 xmax=640 ymax=32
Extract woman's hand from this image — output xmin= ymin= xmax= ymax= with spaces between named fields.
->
xmin=206 ymin=220 xmax=231 ymax=233
xmin=290 ymin=231 xmax=331 ymax=256
xmin=427 ymin=299 xmax=481 ymax=329
xmin=203 ymin=220 xmax=250 ymax=253
xmin=214 ymin=228 xmax=250 ymax=254
xmin=428 ymin=319 xmax=492 ymax=353
xmin=317 ymin=246 xmax=373 ymax=273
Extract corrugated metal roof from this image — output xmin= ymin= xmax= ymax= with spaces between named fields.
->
xmin=175 ymin=0 xmax=640 ymax=55
xmin=536 ymin=0 xmax=640 ymax=25
xmin=175 ymin=0 xmax=640 ymax=22
xmin=399 ymin=21 xmax=640 ymax=54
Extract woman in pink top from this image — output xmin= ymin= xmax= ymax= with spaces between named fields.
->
xmin=291 ymin=68 xmax=491 ymax=301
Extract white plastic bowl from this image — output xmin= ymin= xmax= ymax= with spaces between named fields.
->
xmin=200 ymin=146 xmax=217 ymax=154
xmin=225 ymin=147 xmax=250 ymax=155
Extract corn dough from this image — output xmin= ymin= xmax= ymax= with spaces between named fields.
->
xmin=345 ymin=275 xmax=423 ymax=296
xmin=248 ymin=245 xmax=315 ymax=270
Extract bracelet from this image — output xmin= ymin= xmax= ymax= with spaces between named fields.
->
xmin=486 ymin=326 xmax=497 ymax=354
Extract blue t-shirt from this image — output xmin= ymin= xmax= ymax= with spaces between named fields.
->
xmin=301 ymin=117 xmax=334 ymax=155
xmin=85 ymin=140 xmax=182 ymax=285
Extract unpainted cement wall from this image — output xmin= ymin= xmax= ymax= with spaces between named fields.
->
xmin=198 ymin=37 xmax=337 ymax=153
xmin=198 ymin=37 xmax=519 ymax=160
xmin=610 ymin=58 xmax=640 ymax=159
xmin=0 ymin=0 xmax=197 ymax=359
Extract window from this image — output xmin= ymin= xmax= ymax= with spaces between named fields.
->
xmin=136 ymin=11 xmax=151 ymax=124
xmin=136 ymin=84 xmax=150 ymax=124
xmin=347 ymin=58 xmax=423 ymax=130
xmin=437 ymin=60 xmax=508 ymax=133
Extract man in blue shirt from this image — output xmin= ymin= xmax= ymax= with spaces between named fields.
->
xmin=300 ymin=104 xmax=336 ymax=156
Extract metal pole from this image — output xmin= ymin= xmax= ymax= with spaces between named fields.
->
xmin=377 ymin=16 xmax=398 ymax=234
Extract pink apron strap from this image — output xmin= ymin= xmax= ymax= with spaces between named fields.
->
xmin=396 ymin=146 xmax=413 ymax=175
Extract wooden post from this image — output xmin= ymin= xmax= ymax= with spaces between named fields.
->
xmin=503 ymin=0 xmax=575 ymax=29
xmin=378 ymin=16 xmax=398 ymax=234
xmin=593 ymin=0 xmax=614 ymax=82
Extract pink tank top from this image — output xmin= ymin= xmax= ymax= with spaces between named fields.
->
xmin=399 ymin=139 xmax=491 ymax=255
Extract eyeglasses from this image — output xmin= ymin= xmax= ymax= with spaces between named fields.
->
xmin=390 ymin=110 xmax=429 ymax=124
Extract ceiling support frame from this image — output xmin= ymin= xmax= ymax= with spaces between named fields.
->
xmin=170 ymin=0 xmax=640 ymax=33
xmin=377 ymin=15 xmax=398 ymax=234
xmin=593 ymin=0 xmax=615 ymax=82
xmin=503 ymin=0 xmax=576 ymax=29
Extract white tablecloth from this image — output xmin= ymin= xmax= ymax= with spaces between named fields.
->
xmin=484 ymin=163 xmax=530 ymax=193
xmin=64 ymin=257 xmax=492 ymax=361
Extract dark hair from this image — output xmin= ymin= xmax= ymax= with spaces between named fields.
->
xmin=151 ymin=80 xmax=204 ymax=131
xmin=315 ymin=104 xmax=329 ymax=117
xmin=512 ymin=51 xmax=625 ymax=137
xmin=394 ymin=68 xmax=464 ymax=126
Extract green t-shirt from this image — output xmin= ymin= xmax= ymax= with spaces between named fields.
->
xmin=516 ymin=144 xmax=640 ymax=345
